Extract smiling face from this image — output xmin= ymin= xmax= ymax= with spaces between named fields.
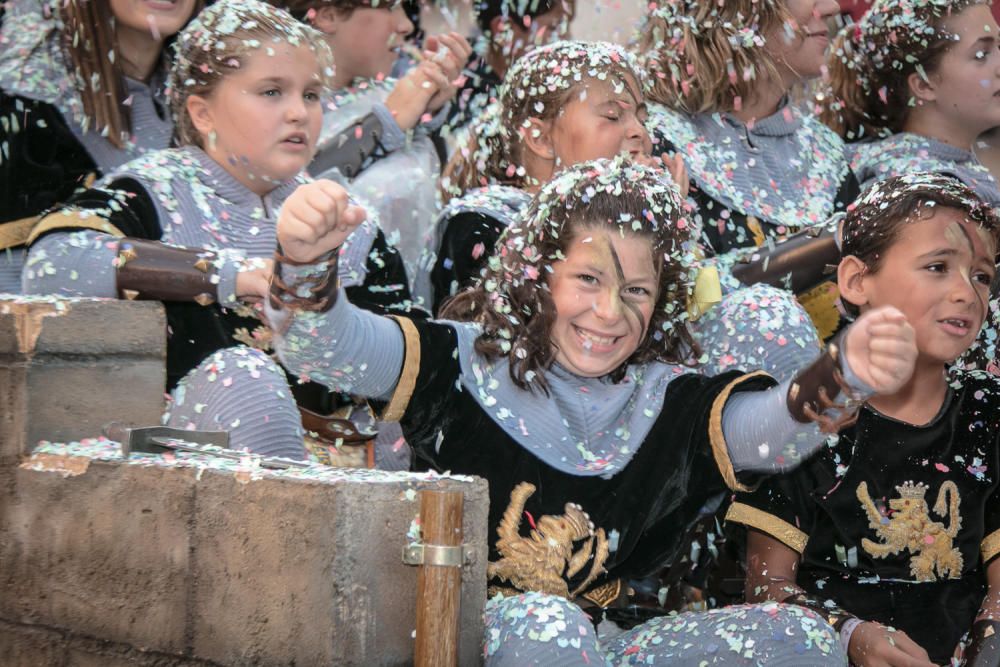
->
xmin=764 ymin=0 xmax=839 ymax=84
xmin=547 ymin=229 xmax=658 ymax=378
xmin=189 ymin=44 xmax=324 ymax=195
xmin=923 ymin=4 xmax=1000 ymax=137
xmin=845 ymin=207 xmax=997 ymax=366
xmin=109 ymin=0 xmax=197 ymax=44
xmin=547 ymin=74 xmax=650 ymax=167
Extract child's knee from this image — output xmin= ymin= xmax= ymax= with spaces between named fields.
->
xmin=164 ymin=346 xmax=304 ymax=459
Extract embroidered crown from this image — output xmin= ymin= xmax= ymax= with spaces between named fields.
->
xmin=895 ymin=481 xmax=930 ymax=499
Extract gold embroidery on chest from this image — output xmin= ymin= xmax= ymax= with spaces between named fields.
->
xmin=487 ymin=482 xmax=609 ymax=599
xmin=856 ymin=480 xmax=963 ymax=581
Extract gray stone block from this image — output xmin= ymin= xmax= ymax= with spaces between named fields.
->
xmin=190 ymin=473 xmax=490 ymax=666
xmin=0 ymin=462 xmax=193 ymax=653
xmin=5 ymin=448 xmax=490 ymax=666
xmin=0 ymin=298 xmax=166 ymax=463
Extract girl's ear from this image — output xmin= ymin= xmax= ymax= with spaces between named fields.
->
xmin=312 ymin=6 xmax=340 ymax=34
xmin=837 ymin=255 xmax=870 ymax=310
xmin=186 ymin=94 xmax=215 ymax=140
xmin=520 ymin=117 xmax=556 ymax=161
xmin=907 ymin=70 xmax=938 ymax=104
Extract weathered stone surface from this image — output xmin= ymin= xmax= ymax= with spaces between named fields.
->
xmin=0 ymin=298 xmax=166 ymax=463
xmin=0 ymin=462 xmax=193 ymax=653
xmin=4 ymin=447 xmax=489 ymax=666
xmin=190 ymin=474 xmax=489 ymax=666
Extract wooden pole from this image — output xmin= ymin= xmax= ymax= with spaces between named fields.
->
xmin=414 ymin=489 xmax=464 ymax=667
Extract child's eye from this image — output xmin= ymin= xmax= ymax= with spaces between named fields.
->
xmin=926 ymin=262 xmax=946 ymax=273
xmin=262 ymin=88 xmax=281 ymax=97
xmin=576 ymin=273 xmax=598 ymax=285
xmin=975 ymin=270 xmax=994 ymax=286
xmin=304 ymin=91 xmax=320 ymax=102
xmin=624 ymin=286 xmax=651 ymax=298
xmin=975 ymin=50 xmax=987 ymax=61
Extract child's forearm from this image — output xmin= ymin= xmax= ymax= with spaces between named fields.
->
xmin=723 ymin=340 xmax=872 ymax=474
xmin=268 ymin=260 xmax=403 ymax=401
xmin=23 ymin=230 xmax=120 ymax=297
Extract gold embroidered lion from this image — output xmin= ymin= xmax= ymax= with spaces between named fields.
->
xmin=487 ymin=482 xmax=609 ymax=599
xmin=857 ymin=480 xmax=963 ymax=581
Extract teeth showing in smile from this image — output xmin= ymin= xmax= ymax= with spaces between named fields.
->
xmin=286 ymin=137 xmax=303 ymax=144
xmin=576 ymin=327 xmax=616 ymax=349
xmin=943 ymin=319 xmax=968 ymax=329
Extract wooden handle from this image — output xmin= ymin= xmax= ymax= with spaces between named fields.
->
xmin=414 ymin=489 xmax=464 ymax=667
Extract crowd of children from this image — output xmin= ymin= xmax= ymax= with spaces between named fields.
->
xmin=4 ymin=0 xmax=1000 ymax=664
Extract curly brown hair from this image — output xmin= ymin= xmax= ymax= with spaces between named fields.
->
xmin=440 ymin=40 xmax=645 ymax=199
xmin=821 ymin=0 xmax=985 ymax=140
xmin=637 ymin=0 xmax=793 ymax=114
xmin=440 ymin=156 xmax=700 ymax=391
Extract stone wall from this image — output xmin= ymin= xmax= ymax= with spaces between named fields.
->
xmin=0 ymin=298 xmax=490 ymax=666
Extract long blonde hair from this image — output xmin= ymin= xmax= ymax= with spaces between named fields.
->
xmin=637 ymin=0 xmax=793 ymax=114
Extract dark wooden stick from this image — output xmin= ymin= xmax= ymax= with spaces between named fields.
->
xmin=414 ymin=489 xmax=464 ymax=667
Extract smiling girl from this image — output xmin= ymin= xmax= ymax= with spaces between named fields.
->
xmin=0 ymin=0 xmax=200 ymax=292
xmin=729 ymin=173 xmax=1000 ymax=666
xmin=264 ymin=155 xmax=922 ymax=664
xmin=21 ymin=0 xmax=411 ymax=460
xmin=428 ymin=40 xmax=658 ymax=313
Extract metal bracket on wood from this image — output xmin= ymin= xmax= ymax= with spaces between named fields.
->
xmin=403 ymin=543 xmax=475 ymax=568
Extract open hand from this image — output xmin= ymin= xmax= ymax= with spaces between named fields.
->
xmin=848 ymin=622 xmax=937 ymax=667
xmin=276 ymin=180 xmax=367 ymax=265
xmin=844 ymin=306 xmax=917 ymax=395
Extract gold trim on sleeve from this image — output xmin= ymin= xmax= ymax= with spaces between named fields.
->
xmin=709 ymin=371 xmax=771 ymax=492
xmin=26 ymin=209 xmax=125 ymax=246
xmin=982 ymin=529 xmax=1000 ymax=564
xmin=0 ymin=216 xmax=41 ymax=250
xmin=726 ymin=501 xmax=808 ymax=553
xmin=381 ymin=315 xmax=421 ymax=422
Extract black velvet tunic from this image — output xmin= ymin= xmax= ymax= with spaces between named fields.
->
xmin=728 ymin=372 xmax=1000 ymax=662
xmin=0 ymin=94 xmax=96 ymax=226
xmin=385 ymin=316 xmax=775 ymax=596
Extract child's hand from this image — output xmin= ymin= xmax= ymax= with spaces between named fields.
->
xmin=236 ymin=258 xmax=274 ymax=302
xmin=385 ymin=60 xmax=448 ymax=130
xmin=276 ymin=180 xmax=366 ymax=264
xmin=848 ymin=622 xmax=936 ymax=667
xmin=421 ymin=32 xmax=471 ymax=112
xmin=843 ymin=306 xmax=917 ymax=395
xmin=632 ymin=153 xmax=690 ymax=200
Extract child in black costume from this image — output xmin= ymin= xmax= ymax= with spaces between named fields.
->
xmin=263 ymin=156 xmax=921 ymax=665
xmin=729 ymin=173 xmax=1000 ymax=666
